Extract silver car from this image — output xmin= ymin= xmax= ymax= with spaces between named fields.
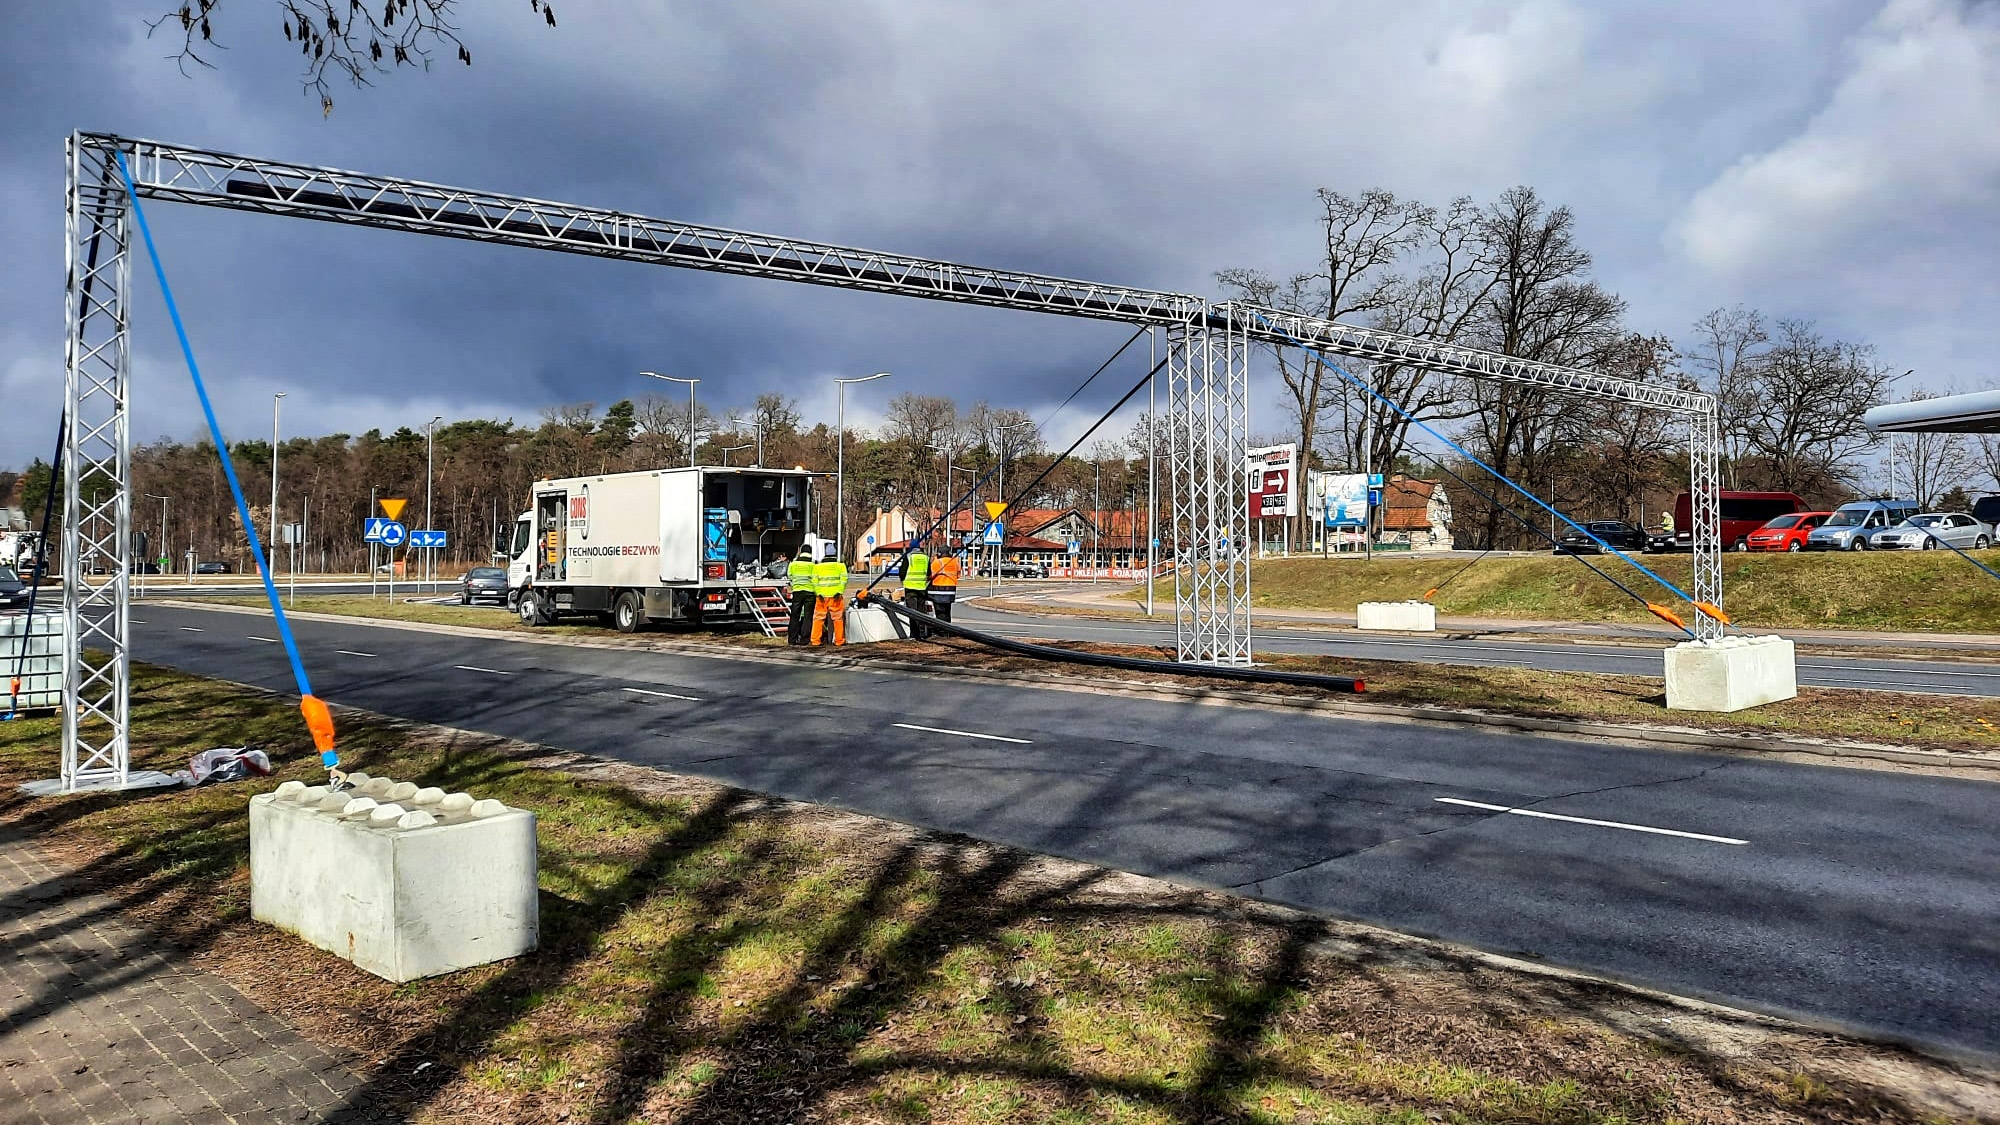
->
xmin=1868 ymin=512 xmax=1993 ymax=551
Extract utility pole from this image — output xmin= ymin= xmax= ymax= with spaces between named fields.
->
xmin=425 ymin=414 xmax=442 ymax=591
xmin=641 ymin=371 xmax=699 ymax=468
xmin=145 ymin=494 xmax=169 ymax=576
xmin=833 ymin=372 xmax=892 ymax=565
xmin=269 ymin=392 xmax=285 ymax=577
xmin=729 ymin=416 xmax=764 ymax=468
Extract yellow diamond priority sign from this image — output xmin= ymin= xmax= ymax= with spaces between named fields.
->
xmin=379 ymin=498 xmax=408 ymax=521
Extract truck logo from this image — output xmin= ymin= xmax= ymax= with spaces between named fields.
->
xmin=569 ymin=495 xmax=588 ymax=521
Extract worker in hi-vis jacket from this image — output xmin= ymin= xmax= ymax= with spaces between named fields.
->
xmin=810 ymin=541 xmax=847 ymax=647
xmin=785 ymin=544 xmax=817 ymax=645
xmin=927 ymin=550 xmax=961 ymax=626
xmin=900 ymin=546 xmax=931 ymax=639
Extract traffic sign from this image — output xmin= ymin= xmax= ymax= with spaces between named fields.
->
xmin=379 ymin=498 xmax=408 ymax=521
xmin=364 ymin=519 xmax=408 ymax=547
xmin=981 ymin=521 xmax=1004 ymax=545
xmin=1067 ymin=540 xmax=1080 ymax=555
xmin=984 ymin=501 xmax=1008 ymax=520
xmin=410 ymin=529 xmax=448 ymax=549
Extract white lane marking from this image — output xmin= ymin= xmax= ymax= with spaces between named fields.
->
xmin=893 ymin=722 xmax=1031 ymax=745
xmin=337 ymin=649 xmax=377 ymax=658
xmin=1801 ymin=664 xmax=2000 ymax=679
xmin=178 ymin=626 xmax=203 ymax=632
xmin=1435 ymin=797 xmax=1747 ymax=845
xmin=131 ymin=619 xmax=146 ymax=624
xmin=622 ymin=686 xmax=702 ymax=702
xmin=247 ymin=636 xmax=278 ymax=643
xmin=453 ymin=665 xmax=513 ymax=676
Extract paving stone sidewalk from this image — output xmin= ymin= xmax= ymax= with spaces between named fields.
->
xmin=0 ymin=826 xmax=386 ymax=1124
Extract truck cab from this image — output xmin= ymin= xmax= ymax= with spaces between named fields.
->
xmin=506 ymin=466 xmax=817 ymax=631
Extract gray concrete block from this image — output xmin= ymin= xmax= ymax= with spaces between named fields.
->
xmin=249 ymin=778 xmax=538 ymax=982
xmin=1665 ymin=634 xmax=1798 ymax=712
xmin=1355 ymin=600 xmax=1437 ymax=632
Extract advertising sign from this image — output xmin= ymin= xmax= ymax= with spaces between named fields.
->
xmin=1247 ymin=443 xmax=1298 ymax=518
xmin=1321 ymin=473 xmax=1370 ymax=528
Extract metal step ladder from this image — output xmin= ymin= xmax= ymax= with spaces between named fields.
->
xmin=746 ymin=586 xmax=790 ymax=638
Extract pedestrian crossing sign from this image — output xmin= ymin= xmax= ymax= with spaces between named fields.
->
xmin=981 ymin=521 xmax=1004 ymax=545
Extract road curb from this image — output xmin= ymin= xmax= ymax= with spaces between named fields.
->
xmin=154 ymin=599 xmax=2000 ymax=775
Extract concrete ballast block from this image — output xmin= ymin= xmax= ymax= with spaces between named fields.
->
xmin=250 ymin=777 xmax=538 ymax=982
xmin=842 ymin=603 xmax=909 ymax=644
xmin=1355 ymin=600 xmax=1437 ymax=632
xmin=1665 ymin=634 xmax=1798 ymax=712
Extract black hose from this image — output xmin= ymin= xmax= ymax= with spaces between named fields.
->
xmin=858 ymin=593 xmax=1366 ymax=694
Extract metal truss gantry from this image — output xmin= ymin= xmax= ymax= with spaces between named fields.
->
xmin=1239 ymin=304 xmax=1726 ymax=641
xmin=59 ymin=135 xmax=135 ymax=789
xmin=61 ymin=132 xmax=1727 ymax=774
xmin=1166 ymin=309 xmax=1253 ymax=664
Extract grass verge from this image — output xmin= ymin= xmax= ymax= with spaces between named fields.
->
xmin=1126 ymin=553 xmax=2000 ymax=634
xmin=4 ymin=665 xmax=1993 ymax=1123
xmin=186 ymin=595 xmax=2000 ymax=758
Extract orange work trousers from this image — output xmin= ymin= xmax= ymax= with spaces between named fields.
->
xmin=811 ymin=593 xmax=846 ymax=645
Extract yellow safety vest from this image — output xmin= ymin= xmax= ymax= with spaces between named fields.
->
xmin=902 ymin=551 xmax=930 ymax=591
xmin=787 ymin=556 xmax=815 ymax=588
xmin=813 ymin=559 xmax=847 ymax=598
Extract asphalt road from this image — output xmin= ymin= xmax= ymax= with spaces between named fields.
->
xmin=951 ymin=601 xmax=2000 ymax=697
xmin=131 ymin=602 xmax=2000 ymax=1057
xmin=142 ymin=579 xmax=2000 ymax=697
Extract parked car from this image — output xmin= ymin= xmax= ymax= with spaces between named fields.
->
xmin=1806 ymin=500 xmax=1921 ymax=551
xmin=995 ymin=560 xmax=1048 ymax=578
xmin=194 ymin=560 xmax=231 ymax=575
xmin=1554 ymin=520 xmax=1645 ymax=554
xmin=460 ymin=566 xmax=510 ymax=605
xmin=0 ymin=566 xmax=26 ymax=610
xmin=1668 ymin=491 xmax=1807 ymax=552
xmin=1745 ymin=511 xmax=1831 ymax=552
xmin=1868 ymin=513 xmax=1993 ymax=551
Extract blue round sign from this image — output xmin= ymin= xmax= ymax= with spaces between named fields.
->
xmin=378 ymin=521 xmax=408 ymax=547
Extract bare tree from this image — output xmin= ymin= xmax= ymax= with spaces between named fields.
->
xmin=1563 ymin=335 xmax=1686 ymax=522
xmin=1217 ymin=188 xmax=1424 ymax=544
xmin=1889 ymin=391 xmax=1977 ymax=507
xmin=1736 ymin=320 xmax=1898 ymax=496
xmin=1684 ymin=306 xmax=1768 ymax=487
xmin=1459 ymin=186 xmax=1626 ymax=547
xmin=146 ymin=0 xmax=559 ymax=113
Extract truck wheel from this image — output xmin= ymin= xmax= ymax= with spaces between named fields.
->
xmin=520 ymin=591 xmax=555 ymax=626
xmin=614 ymin=591 xmax=644 ymax=633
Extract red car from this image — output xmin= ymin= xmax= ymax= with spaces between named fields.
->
xmin=1746 ymin=511 xmax=1831 ymax=552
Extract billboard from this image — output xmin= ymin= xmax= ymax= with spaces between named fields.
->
xmin=1247 ymin=443 xmax=1298 ymax=518
xmin=1320 ymin=473 xmax=1370 ymax=527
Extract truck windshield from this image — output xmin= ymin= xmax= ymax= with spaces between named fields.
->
xmin=1823 ymin=510 xmax=1869 ymax=528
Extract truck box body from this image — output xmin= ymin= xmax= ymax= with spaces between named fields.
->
xmin=510 ymin=466 xmax=816 ymax=627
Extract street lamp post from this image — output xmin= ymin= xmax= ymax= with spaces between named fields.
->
xmin=728 ymin=416 xmax=763 ymax=468
xmin=833 ymin=372 xmax=892 ymax=564
xmin=719 ymin=443 xmax=752 ymax=467
xmin=641 ymin=371 xmax=700 ymax=468
xmin=425 ymin=414 xmax=442 ymax=590
xmin=145 ymin=494 xmax=169 ymax=578
xmin=269 ymin=392 xmax=285 ymax=576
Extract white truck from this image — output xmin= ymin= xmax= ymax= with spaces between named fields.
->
xmin=503 ymin=466 xmax=820 ymax=633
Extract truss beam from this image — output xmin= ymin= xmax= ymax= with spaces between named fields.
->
xmin=1167 ymin=310 xmax=1252 ymax=664
xmin=1234 ymin=304 xmax=1714 ymax=415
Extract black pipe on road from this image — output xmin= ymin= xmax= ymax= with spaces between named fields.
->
xmin=857 ymin=593 xmax=1365 ymax=693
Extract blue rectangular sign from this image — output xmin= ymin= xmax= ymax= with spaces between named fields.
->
xmin=410 ymin=529 xmax=448 ymax=549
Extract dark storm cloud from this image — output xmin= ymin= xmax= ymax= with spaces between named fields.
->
xmin=3 ymin=1 xmax=1995 ymax=466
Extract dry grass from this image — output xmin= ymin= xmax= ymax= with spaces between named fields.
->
xmin=3 ymin=666 xmax=1994 ymax=1124
xmin=1127 ymin=553 xmax=2000 ymax=633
